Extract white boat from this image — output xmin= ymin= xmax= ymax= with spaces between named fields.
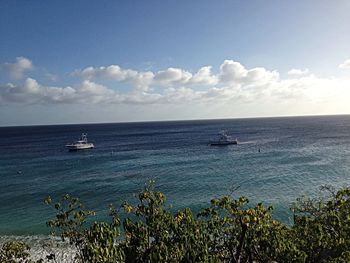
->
xmin=209 ymin=130 xmax=238 ymax=146
xmin=66 ymin=133 xmax=94 ymax=151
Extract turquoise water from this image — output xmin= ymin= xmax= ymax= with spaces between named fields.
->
xmin=1 ymin=115 xmax=350 ymax=235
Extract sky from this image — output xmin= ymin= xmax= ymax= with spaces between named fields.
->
xmin=1 ymin=0 xmax=350 ymax=126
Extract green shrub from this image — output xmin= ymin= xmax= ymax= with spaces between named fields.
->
xmin=0 ymin=240 xmax=42 ymax=263
xmin=8 ymin=183 xmax=350 ymax=262
xmin=292 ymin=186 xmax=350 ymax=262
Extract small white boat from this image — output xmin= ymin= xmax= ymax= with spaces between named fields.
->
xmin=209 ymin=130 xmax=238 ymax=146
xmin=66 ymin=133 xmax=94 ymax=151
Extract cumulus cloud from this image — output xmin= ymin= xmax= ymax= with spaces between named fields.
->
xmin=218 ymin=60 xmax=279 ymax=85
xmin=0 ymin=78 xmax=78 ymax=104
xmin=287 ymin=68 xmax=309 ymax=76
xmin=339 ymin=59 xmax=350 ymax=69
xmin=153 ymin=67 xmax=192 ymax=86
xmin=75 ymin=64 xmax=219 ymax=89
xmin=73 ymin=60 xmax=278 ymax=91
xmin=219 ymin=60 xmax=247 ymax=83
xmin=0 ymin=57 xmax=33 ymax=80
xmin=73 ymin=65 xmax=154 ymax=91
xmin=0 ymin=78 xmax=163 ymax=105
xmin=190 ymin=66 xmax=218 ymax=85
xmin=2 ymin=57 xmax=350 ymax=112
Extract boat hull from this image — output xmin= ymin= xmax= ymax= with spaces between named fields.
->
xmin=209 ymin=140 xmax=238 ymax=146
xmin=66 ymin=144 xmax=94 ymax=151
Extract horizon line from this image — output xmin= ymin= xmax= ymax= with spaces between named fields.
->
xmin=1 ymin=113 xmax=350 ymax=128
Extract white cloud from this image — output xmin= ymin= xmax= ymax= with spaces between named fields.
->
xmin=2 ymin=57 xmax=350 ymax=121
xmin=218 ymin=60 xmax=279 ymax=85
xmin=201 ymin=86 xmax=242 ymax=101
xmin=154 ymin=67 xmax=192 ymax=86
xmin=73 ymin=65 xmax=154 ymax=91
xmin=163 ymin=87 xmax=202 ymax=102
xmin=75 ymin=61 xmax=277 ymax=90
xmin=244 ymin=67 xmax=279 ymax=85
xmin=77 ymin=80 xmax=116 ymax=103
xmin=1 ymin=78 xmax=75 ymax=104
xmin=0 ymin=57 xmax=33 ymax=80
xmin=219 ymin=60 xmax=247 ymax=83
xmin=287 ymin=68 xmax=309 ymax=76
xmin=75 ymin=64 xmax=219 ymax=89
xmin=0 ymin=78 xmax=163 ymax=105
xmin=339 ymin=59 xmax=350 ymax=69
xmin=190 ymin=66 xmax=218 ymax=85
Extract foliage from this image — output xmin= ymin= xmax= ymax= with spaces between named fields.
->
xmin=7 ymin=184 xmax=350 ymax=262
xmin=45 ymin=194 xmax=96 ymax=262
xmin=0 ymin=240 xmax=42 ymax=263
xmin=291 ymin=186 xmax=350 ymax=262
xmin=121 ymin=184 xmax=215 ymax=262
xmin=198 ymin=196 xmax=304 ymax=262
xmin=82 ymin=218 xmax=124 ymax=262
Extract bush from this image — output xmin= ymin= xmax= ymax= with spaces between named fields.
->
xmin=292 ymin=186 xmax=350 ymax=262
xmin=8 ymin=183 xmax=350 ymax=262
xmin=0 ymin=240 xmax=42 ymax=263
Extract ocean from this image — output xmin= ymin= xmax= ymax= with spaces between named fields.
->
xmin=1 ymin=115 xmax=350 ymax=238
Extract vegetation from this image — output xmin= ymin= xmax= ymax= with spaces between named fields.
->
xmin=0 ymin=240 xmax=42 ymax=263
xmin=3 ymin=183 xmax=350 ymax=262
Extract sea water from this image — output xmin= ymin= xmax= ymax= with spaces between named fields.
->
xmin=1 ymin=115 xmax=350 ymax=241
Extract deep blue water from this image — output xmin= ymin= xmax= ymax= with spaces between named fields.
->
xmin=1 ymin=115 xmax=350 ymax=235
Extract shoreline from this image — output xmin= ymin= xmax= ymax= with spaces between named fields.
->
xmin=0 ymin=235 xmax=76 ymax=262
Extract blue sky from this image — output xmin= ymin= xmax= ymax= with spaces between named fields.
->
xmin=1 ymin=1 xmax=350 ymax=125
